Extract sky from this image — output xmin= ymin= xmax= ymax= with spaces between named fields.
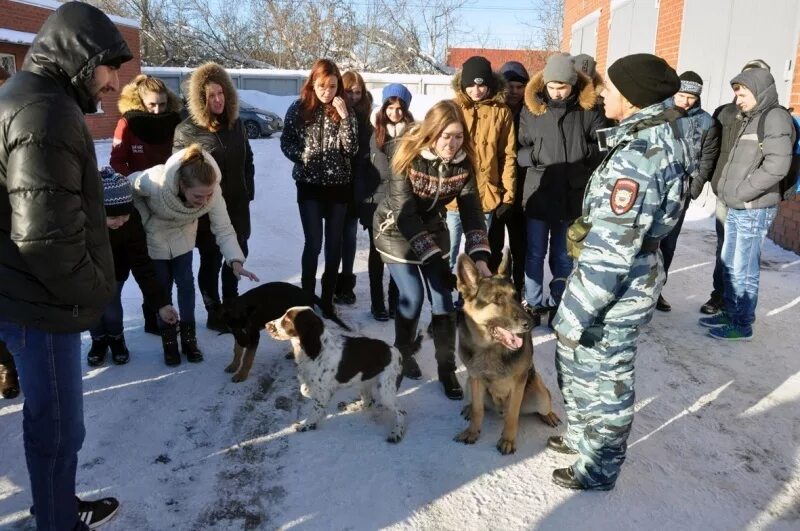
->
xmin=452 ymin=0 xmax=554 ymax=49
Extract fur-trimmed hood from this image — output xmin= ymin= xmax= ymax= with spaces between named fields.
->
xmin=524 ymin=69 xmax=597 ymax=116
xmin=186 ymin=62 xmax=239 ymax=132
xmin=451 ymin=70 xmax=509 ymax=108
xmin=117 ymin=79 xmax=182 ymax=114
xmin=589 ymin=71 xmax=605 ymax=98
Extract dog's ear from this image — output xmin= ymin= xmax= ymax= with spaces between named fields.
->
xmin=497 ymin=248 xmax=511 ymax=279
xmin=456 ymin=253 xmax=480 ymax=300
xmin=294 ymin=309 xmax=323 ymax=360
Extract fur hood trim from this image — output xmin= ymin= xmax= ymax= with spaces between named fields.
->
xmin=524 ymin=69 xmax=597 ymax=116
xmin=117 ymin=78 xmax=182 ymax=114
xmin=451 ymin=71 xmax=508 ymax=108
xmin=186 ymin=62 xmax=239 ymax=132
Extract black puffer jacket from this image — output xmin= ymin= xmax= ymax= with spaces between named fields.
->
xmin=0 ymin=2 xmax=131 ymax=332
xmin=173 ymin=62 xmax=255 ymax=239
xmin=110 ymin=209 xmax=170 ymax=310
xmin=373 ymin=149 xmax=490 ymax=264
xmin=710 ymin=102 xmax=740 ymax=195
xmin=518 ymin=70 xmax=606 ymax=222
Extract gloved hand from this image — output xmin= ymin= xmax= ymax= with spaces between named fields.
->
xmin=494 ymin=203 xmax=513 ymax=220
xmin=690 ymin=179 xmax=705 ymax=200
xmin=579 ymin=325 xmax=604 ymax=348
xmin=425 ymin=256 xmax=457 ymax=291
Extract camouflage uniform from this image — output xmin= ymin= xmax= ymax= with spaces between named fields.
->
xmin=552 ymin=102 xmax=691 ymax=488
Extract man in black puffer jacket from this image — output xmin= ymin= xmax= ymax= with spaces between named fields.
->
xmin=173 ymin=62 xmax=255 ymax=332
xmin=0 ymin=2 xmax=132 ymax=528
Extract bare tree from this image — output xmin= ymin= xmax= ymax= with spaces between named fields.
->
xmin=523 ymin=0 xmax=564 ymax=52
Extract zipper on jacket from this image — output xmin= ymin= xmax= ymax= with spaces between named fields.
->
xmin=428 ymin=168 xmax=444 ymax=212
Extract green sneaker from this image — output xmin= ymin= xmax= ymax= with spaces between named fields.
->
xmin=698 ymin=313 xmax=731 ymax=328
xmin=709 ymin=323 xmax=752 ymax=341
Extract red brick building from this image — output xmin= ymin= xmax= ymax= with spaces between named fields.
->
xmin=563 ymin=0 xmax=800 ymax=252
xmin=0 ymin=0 xmax=141 ymax=139
xmin=447 ymin=47 xmax=551 ymax=77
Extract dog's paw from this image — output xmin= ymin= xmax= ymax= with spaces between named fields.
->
xmin=223 ymin=364 xmax=237 ymax=374
xmin=299 ymin=383 xmax=312 ymax=398
xmin=231 ymin=373 xmax=247 ymax=383
xmin=496 ymin=437 xmax=517 ymax=455
xmin=540 ymin=411 xmax=561 ymax=427
xmin=386 ymin=429 xmax=404 ymax=444
xmin=454 ymin=429 xmax=480 ymax=445
xmin=293 ymin=421 xmax=316 ymax=432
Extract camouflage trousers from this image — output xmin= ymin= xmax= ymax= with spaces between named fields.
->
xmin=556 ymin=254 xmax=664 ymax=488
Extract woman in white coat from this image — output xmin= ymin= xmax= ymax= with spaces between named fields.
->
xmin=130 ymin=144 xmax=258 ymax=365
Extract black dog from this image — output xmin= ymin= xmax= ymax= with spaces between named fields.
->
xmin=216 ymin=282 xmax=351 ymax=382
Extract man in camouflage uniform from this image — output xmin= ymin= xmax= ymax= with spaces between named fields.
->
xmin=548 ymin=54 xmax=690 ymax=491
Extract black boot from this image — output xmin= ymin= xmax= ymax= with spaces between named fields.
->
xmin=394 ymin=313 xmax=422 ymax=381
xmin=552 ymin=467 xmax=615 ymax=491
xmin=700 ymin=293 xmax=723 ymax=314
xmin=0 ymin=346 xmax=20 ymax=399
xmin=301 ymin=275 xmax=316 ymax=298
xmin=547 ymin=435 xmax=578 ymax=455
xmin=142 ymin=304 xmax=159 ymax=335
xmin=87 ymin=337 xmax=109 ymax=367
xmin=161 ymin=324 xmax=180 ymax=366
xmin=320 ymin=272 xmax=340 ymax=320
xmin=369 ymin=267 xmax=389 ymax=321
xmin=334 ymin=273 xmax=357 ymax=305
xmin=180 ymin=323 xmax=204 ymax=363
xmin=108 ymin=335 xmax=130 ymax=365
xmin=431 ymin=312 xmax=462 ymax=400
xmin=656 ymin=294 xmax=672 ymax=312
xmin=204 ymin=303 xmax=230 ymax=333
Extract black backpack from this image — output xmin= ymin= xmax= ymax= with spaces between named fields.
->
xmin=756 ymin=105 xmax=800 ymax=200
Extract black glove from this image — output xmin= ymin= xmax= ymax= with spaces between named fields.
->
xmin=424 ymin=256 xmax=457 ymax=291
xmin=495 ymin=203 xmax=513 ymax=220
xmin=690 ymin=179 xmax=705 ymax=200
xmin=579 ymin=325 xmax=604 ymax=349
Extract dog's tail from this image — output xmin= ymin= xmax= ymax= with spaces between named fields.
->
xmin=311 ymin=296 xmax=353 ymax=332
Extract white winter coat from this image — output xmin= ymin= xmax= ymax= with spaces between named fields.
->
xmin=129 ymin=148 xmax=245 ymax=264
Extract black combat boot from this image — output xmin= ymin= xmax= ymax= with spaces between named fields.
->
xmin=334 ymin=273 xmax=357 ymax=305
xmin=700 ymin=293 xmax=723 ymax=315
xmin=108 ymin=334 xmax=130 ymax=365
xmin=180 ymin=323 xmax=204 ymax=363
xmin=0 ymin=347 xmax=20 ymax=399
xmin=656 ymin=294 xmax=672 ymax=312
xmin=161 ymin=324 xmax=180 ymax=366
xmin=552 ymin=467 xmax=615 ymax=491
xmin=547 ymin=435 xmax=578 ymax=455
xmin=431 ymin=312 xmax=462 ymax=400
xmin=320 ymin=272 xmax=341 ymax=320
xmin=394 ymin=313 xmax=422 ymax=381
xmin=87 ymin=337 xmax=109 ymax=367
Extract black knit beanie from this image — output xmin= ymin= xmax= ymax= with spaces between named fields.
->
xmin=461 ymin=56 xmax=496 ymax=91
xmin=678 ymin=71 xmax=703 ymax=96
xmin=607 ymin=53 xmax=680 ymax=109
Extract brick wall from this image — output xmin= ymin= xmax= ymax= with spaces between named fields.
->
xmin=653 ymin=0 xmax=684 ymax=68
xmin=447 ymin=48 xmax=551 ymax=77
xmin=0 ymin=0 xmax=141 ymax=139
xmin=768 ymin=40 xmax=800 ymax=254
xmin=562 ymin=0 xmax=610 ymax=72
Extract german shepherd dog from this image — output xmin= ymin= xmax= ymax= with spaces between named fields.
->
xmin=454 ymin=252 xmax=560 ymax=455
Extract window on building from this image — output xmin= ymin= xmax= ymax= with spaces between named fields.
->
xmin=0 ymin=53 xmax=16 ymax=75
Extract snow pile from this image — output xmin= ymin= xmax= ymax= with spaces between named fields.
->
xmin=237 ymin=90 xmax=297 ymax=117
xmin=1 ymin=138 xmax=799 ymax=530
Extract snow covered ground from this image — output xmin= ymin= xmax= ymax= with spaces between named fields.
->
xmin=1 ymin=137 xmax=800 ymax=530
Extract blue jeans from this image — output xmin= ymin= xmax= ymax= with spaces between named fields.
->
xmin=524 ymin=218 xmax=572 ymax=308
xmin=445 ymin=210 xmax=492 ymax=270
xmin=89 ymin=281 xmax=125 ymax=339
xmin=152 ymin=251 xmax=195 ymax=328
xmin=721 ymin=206 xmax=777 ymax=330
xmin=298 ymin=199 xmax=347 ymax=280
xmin=387 ymin=262 xmax=455 ymax=320
xmin=0 ymin=321 xmax=88 ymax=531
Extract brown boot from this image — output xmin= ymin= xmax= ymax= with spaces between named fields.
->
xmin=0 ymin=344 xmax=20 ymax=399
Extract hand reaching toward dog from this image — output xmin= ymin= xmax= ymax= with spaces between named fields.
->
xmin=158 ymin=305 xmax=179 ymax=325
xmin=475 ymin=260 xmax=492 ymax=278
xmin=231 ymin=261 xmax=260 ymax=282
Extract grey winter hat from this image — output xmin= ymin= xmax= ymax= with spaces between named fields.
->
xmin=500 ymin=61 xmax=529 ymax=84
xmin=543 ymin=53 xmax=578 ymax=86
xmin=573 ymin=54 xmax=597 ymax=77
xmin=742 ymin=59 xmax=771 ymax=72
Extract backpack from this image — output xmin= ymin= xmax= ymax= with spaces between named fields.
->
xmin=756 ymin=106 xmax=800 ymax=200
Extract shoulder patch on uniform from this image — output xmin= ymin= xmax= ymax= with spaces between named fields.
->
xmin=610 ymin=178 xmax=639 ymax=215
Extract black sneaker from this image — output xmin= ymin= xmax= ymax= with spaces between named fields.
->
xmin=79 ymin=497 xmax=120 ymax=529
xmin=31 ymin=496 xmax=119 ymax=529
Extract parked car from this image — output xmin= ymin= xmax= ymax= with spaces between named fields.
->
xmin=240 ymin=104 xmax=284 ymax=138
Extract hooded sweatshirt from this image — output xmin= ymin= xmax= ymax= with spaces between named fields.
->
xmin=715 ymin=68 xmax=796 ymax=209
